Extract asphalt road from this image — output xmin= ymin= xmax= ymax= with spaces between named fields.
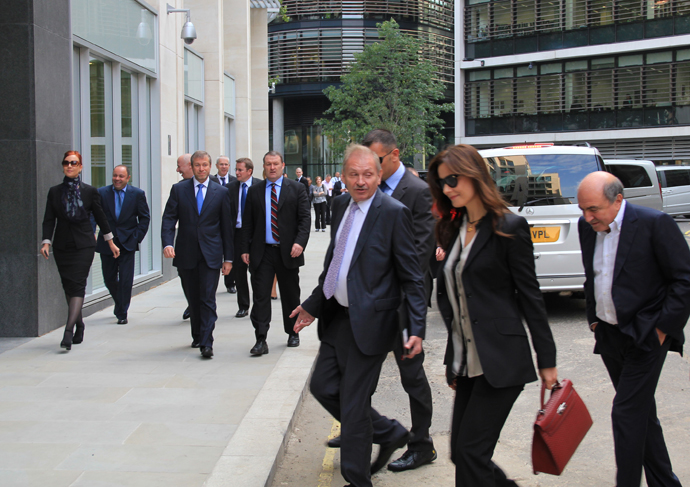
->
xmin=271 ymin=217 xmax=690 ymax=487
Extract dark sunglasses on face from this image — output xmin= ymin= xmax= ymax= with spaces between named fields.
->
xmin=62 ymin=160 xmax=80 ymax=167
xmin=437 ymin=174 xmax=461 ymax=190
xmin=379 ymin=149 xmax=395 ymax=165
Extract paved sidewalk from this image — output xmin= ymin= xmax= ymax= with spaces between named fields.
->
xmin=0 ymin=229 xmax=330 ymax=486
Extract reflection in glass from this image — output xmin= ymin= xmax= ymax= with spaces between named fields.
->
xmin=90 ymin=59 xmax=106 ymax=138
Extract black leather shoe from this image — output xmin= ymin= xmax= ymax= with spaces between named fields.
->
xmin=201 ymin=346 xmax=214 ymax=358
xmin=387 ymin=448 xmax=437 ymax=472
xmin=72 ymin=324 xmax=85 ymax=344
xmin=227 ymin=286 xmax=237 ymax=294
xmin=287 ymin=334 xmax=300 ymax=347
xmin=117 ymin=318 xmax=128 ymax=325
xmin=191 ymin=340 xmax=200 ymax=348
xmin=326 ymin=435 xmax=341 ymax=448
xmin=182 ymin=308 xmax=190 ymax=320
xmin=60 ymin=329 xmax=73 ymax=351
xmin=235 ymin=309 xmax=248 ymax=318
xmin=371 ymin=432 xmax=409 ymax=474
xmin=250 ymin=339 xmax=268 ymax=356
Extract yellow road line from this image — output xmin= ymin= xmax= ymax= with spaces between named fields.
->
xmin=317 ymin=419 xmax=341 ymax=487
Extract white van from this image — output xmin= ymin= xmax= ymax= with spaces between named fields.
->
xmin=479 ymin=144 xmax=605 ymax=292
xmin=602 ymin=160 xmax=663 ymax=211
xmin=656 ymin=166 xmax=690 ymax=217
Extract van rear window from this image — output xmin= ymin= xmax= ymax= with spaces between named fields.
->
xmin=483 ymin=154 xmax=600 ymax=207
xmin=606 ymin=164 xmax=653 ymax=188
xmin=662 ymin=169 xmax=690 ymax=187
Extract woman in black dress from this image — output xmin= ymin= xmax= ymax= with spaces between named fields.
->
xmin=41 ymin=151 xmax=119 ymax=350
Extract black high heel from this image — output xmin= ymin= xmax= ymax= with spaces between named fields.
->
xmin=73 ymin=322 xmax=85 ymax=344
xmin=60 ymin=328 xmax=73 ymax=351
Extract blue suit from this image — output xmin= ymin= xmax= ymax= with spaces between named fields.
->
xmin=579 ymin=203 xmax=690 ymax=487
xmin=161 ymin=178 xmax=233 ymax=348
xmin=96 ymin=184 xmax=150 ymax=320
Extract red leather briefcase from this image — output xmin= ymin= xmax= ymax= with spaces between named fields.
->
xmin=532 ymin=379 xmax=593 ymax=476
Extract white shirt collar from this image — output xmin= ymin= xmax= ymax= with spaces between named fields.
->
xmin=351 ymin=192 xmax=375 ymax=215
xmin=599 ymin=199 xmax=626 ymax=235
xmin=194 ymin=177 xmax=209 ymax=188
xmin=241 ymin=177 xmax=253 ymax=187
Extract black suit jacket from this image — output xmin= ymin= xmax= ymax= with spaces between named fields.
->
xmin=227 ymin=177 xmax=262 ymax=227
xmin=301 ymin=191 xmax=427 ymax=356
xmin=579 ymin=203 xmax=690 ymax=353
xmin=42 ymin=182 xmax=111 ymax=250
xmin=241 ymin=177 xmax=311 ymax=271
xmin=215 ymin=174 xmax=236 ymax=187
xmin=436 ymin=213 xmax=557 ymax=388
xmin=389 ymin=169 xmax=435 ymax=275
xmin=161 ymin=178 xmax=233 ymax=270
xmin=96 ymin=185 xmax=150 ymax=254
xmin=296 ymin=176 xmax=310 ymax=193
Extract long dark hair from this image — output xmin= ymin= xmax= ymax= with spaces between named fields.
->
xmin=427 ymin=144 xmax=510 ymax=250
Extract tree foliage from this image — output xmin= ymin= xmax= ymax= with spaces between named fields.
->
xmin=316 ymin=20 xmax=453 ymax=162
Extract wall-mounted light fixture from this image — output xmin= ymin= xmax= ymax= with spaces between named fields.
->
xmin=167 ymin=3 xmax=197 ymax=45
xmin=528 ymin=62 xmax=534 ymax=69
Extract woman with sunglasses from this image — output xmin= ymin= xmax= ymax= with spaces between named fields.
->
xmin=41 ymin=151 xmax=120 ymax=350
xmin=427 ymin=144 xmax=557 ymax=486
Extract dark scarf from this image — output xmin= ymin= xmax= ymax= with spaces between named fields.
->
xmin=61 ymin=176 xmax=87 ymax=221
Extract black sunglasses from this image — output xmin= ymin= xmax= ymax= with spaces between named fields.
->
xmin=62 ymin=160 xmax=80 ymax=167
xmin=437 ymin=174 xmax=461 ymax=190
xmin=379 ymin=149 xmax=395 ymax=165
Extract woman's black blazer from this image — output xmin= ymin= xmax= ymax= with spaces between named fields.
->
xmin=42 ymin=183 xmax=111 ymax=250
xmin=436 ymin=212 xmax=556 ymax=389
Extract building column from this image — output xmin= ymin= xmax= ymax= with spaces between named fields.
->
xmin=0 ymin=0 xmax=72 ymax=336
xmin=272 ymin=97 xmax=285 ymax=155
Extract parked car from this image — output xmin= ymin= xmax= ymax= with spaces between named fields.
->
xmin=479 ymin=144 xmax=605 ymax=292
xmin=602 ymin=159 xmax=663 ymax=211
xmin=656 ymin=166 xmax=690 ymax=217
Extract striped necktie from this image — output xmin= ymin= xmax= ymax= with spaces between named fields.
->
xmin=271 ymin=183 xmax=280 ymax=242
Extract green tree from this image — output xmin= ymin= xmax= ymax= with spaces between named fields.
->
xmin=316 ymin=19 xmax=453 ymax=162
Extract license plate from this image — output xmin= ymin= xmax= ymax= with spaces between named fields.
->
xmin=530 ymin=226 xmax=560 ymax=243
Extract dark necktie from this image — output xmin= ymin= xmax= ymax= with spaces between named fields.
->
xmin=115 ymin=190 xmax=123 ymax=219
xmin=241 ymin=182 xmax=247 ymax=216
xmin=221 ymin=177 xmax=226 ymax=186
xmin=271 ymin=183 xmax=280 ymax=242
xmin=380 ymin=180 xmax=391 ymax=194
xmin=323 ymin=203 xmax=358 ymax=299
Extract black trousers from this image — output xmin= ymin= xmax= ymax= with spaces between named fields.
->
xmin=311 ymin=306 xmax=407 ymax=487
xmin=314 ymin=202 xmax=327 ymax=230
xmin=595 ymin=320 xmax=681 ymax=487
xmin=392 ymin=333 xmax=434 ymax=451
xmin=325 ymin=195 xmax=332 ymax=224
xmin=100 ymin=246 xmax=135 ymax=320
xmin=228 ymin=231 xmax=250 ymax=310
xmin=249 ymin=245 xmax=300 ymax=339
xmin=178 ymin=259 xmax=221 ymax=348
xmin=451 ymin=375 xmax=523 ymax=487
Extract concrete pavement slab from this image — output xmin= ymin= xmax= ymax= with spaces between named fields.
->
xmin=0 ymin=225 xmax=331 ymax=485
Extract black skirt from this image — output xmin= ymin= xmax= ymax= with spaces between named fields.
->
xmin=53 ymin=242 xmax=95 ymax=298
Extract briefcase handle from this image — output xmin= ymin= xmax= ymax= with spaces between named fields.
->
xmin=539 ymin=380 xmax=562 ymax=413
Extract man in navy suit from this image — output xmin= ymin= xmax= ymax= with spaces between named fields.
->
xmin=96 ymin=165 xmax=150 ymax=324
xmin=291 ymin=144 xmax=427 ymax=487
xmin=162 ymin=150 xmax=234 ymax=358
xmin=227 ymin=157 xmax=261 ymax=318
xmin=578 ymin=171 xmax=690 ymax=487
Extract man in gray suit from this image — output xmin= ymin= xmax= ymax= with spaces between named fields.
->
xmin=291 ymin=144 xmax=427 ymax=487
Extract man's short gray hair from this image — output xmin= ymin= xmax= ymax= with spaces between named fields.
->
xmin=343 ymin=144 xmax=381 ymax=172
xmin=603 ymin=177 xmax=624 ymax=203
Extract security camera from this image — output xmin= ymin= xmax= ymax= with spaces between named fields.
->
xmin=167 ymin=4 xmax=197 ymax=45
xmin=181 ymin=20 xmax=197 ymax=44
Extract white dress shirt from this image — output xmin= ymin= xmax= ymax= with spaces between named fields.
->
xmin=593 ymin=199 xmax=626 ymax=324
xmin=333 ymin=196 xmax=375 ymax=307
